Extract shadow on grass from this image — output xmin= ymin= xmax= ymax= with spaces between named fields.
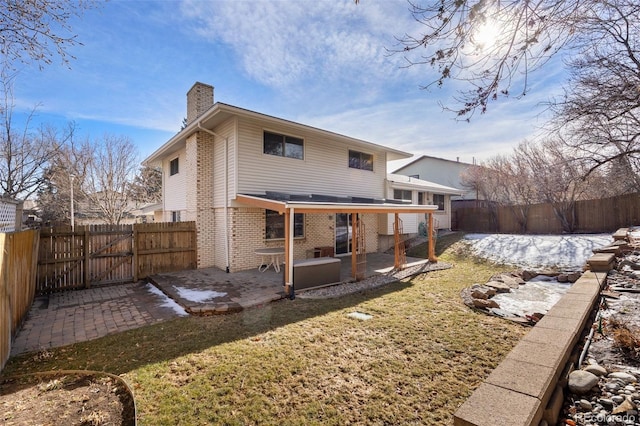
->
xmin=3 ymin=279 xmax=415 ymax=378
xmin=406 ymin=231 xmax=465 ymax=258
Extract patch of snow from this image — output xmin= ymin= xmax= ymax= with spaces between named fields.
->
xmin=145 ymin=283 xmax=189 ymax=316
xmin=464 ymin=233 xmax=612 ymax=270
xmin=492 ymin=276 xmax=571 ymax=318
xmin=172 ymin=286 xmax=227 ymax=303
xmin=347 ymin=312 xmax=373 ymax=320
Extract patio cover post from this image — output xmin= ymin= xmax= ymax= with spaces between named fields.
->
xmin=284 ymin=209 xmax=292 ymax=297
xmin=351 ymin=213 xmax=358 ymax=280
xmin=287 ymin=207 xmax=295 ymax=299
xmin=394 ymin=213 xmax=401 ymax=269
xmin=428 ymin=212 xmax=438 ymax=262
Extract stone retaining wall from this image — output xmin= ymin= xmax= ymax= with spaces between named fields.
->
xmin=454 ymin=270 xmax=608 ymax=426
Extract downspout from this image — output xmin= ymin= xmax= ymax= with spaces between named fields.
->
xmin=197 ymin=122 xmax=231 ymax=273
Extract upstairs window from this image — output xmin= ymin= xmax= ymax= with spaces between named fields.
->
xmin=170 ymin=158 xmax=179 ymax=176
xmin=349 ymin=150 xmax=373 ymax=171
xmin=264 ymin=131 xmax=304 ymax=159
xmin=265 ymin=209 xmax=304 ymax=239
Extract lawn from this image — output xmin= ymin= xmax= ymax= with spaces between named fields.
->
xmin=3 ymin=233 xmax=527 ymax=425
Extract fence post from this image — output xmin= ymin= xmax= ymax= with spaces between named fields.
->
xmin=133 ymin=224 xmax=138 ymax=282
xmin=84 ymin=227 xmax=90 ymax=289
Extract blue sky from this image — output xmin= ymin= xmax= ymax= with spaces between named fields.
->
xmin=11 ymin=0 xmax=565 ymax=169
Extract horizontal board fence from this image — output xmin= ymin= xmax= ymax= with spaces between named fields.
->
xmin=37 ymin=222 xmax=196 ymax=294
xmin=1 ymin=229 xmax=39 ymax=371
xmin=454 ymin=192 xmax=640 ymax=234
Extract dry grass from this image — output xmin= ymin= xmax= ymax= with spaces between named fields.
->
xmin=608 ymin=317 xmax=640 ymax=359
xmin=3 ymin=237 xmax=526 ymax=425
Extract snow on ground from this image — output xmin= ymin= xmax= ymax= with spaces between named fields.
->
xmin=492 ymin=276 xmax=572 ymax=317
xmin=464 ymin=233 xmax=613 ymax=270
xmin=145 ymin=283 xmax=189 ymax=316
xmin=464 ymin=233 xmax=613 ymax=317
xmin=172 ymin=286 xmax=227 ymax=303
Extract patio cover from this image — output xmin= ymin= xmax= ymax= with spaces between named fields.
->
xmin=236 ymin=193 xmax=439 ymax=296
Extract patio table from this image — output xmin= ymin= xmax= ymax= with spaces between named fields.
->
xmin=255 ymin=247 xmax=285 ymax=272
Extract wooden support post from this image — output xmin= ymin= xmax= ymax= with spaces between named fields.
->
xmin=428 ymin=212 xmax=438 ymax=262
xmin=351 ymin=213 xmax=357 ymax=280
xmin=284 ymin=210 xmax=291 ymax=295
xmin=394 ymin=213 xmax=401 ymax=269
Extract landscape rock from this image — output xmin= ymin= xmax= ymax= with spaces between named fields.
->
xmin=522 ymin=270 xmax=538 ymax=281
xmin=484 ymin=281 xmax=512 ymax=293
xmin=612 ymin=397 xmax=636 ymax=415
xmin=567 ymin=271 xmax=581 ymax=283
xmin=472 ymin=298 xmax=500 ymax=309
xmin=608 ymin=372 xmax=637 ymax=383
xmin=578 ymin=399 xmax=593 ymax=410
xmin=557 ymin=274 xmax=569 ymax=283
xmin=584 ymin=364 xmax=608 ymax=376
xmin=470 ymin=289 xmax=488 ymax=299
xmin=568 ymin=370 xmax=600 ymax=394
xmin=492 ymin=273 xmax=524 ymax=288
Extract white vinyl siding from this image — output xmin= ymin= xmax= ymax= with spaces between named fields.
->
xmin=211 ymin=117 xmax=237 ymax=208
xmin=163 ymin=148 xmax=187 ymax=212
xmin=235 ymin=117 xmax=386 ymax=198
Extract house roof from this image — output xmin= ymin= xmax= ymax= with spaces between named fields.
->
xmin=386 ymin=173 xmax=465 ymax=196
xmin=392 ymin=154 xmax=475 ymax=174
xmin=143 ymin=102 xmax=412 ymax=166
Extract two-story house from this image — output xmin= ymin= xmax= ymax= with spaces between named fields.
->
xmin=143 ymin=82 xmax=460 ymax=291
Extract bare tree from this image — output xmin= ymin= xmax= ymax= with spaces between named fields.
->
xmin=395 ymin=0 xmax=591 ymax=118
xmin=129 ymin=166 xmax=162 ymax=205
xmin=549 ymin=1 xmax=640 ymax=190
xmin=0 ymin=70 xmax=73 ymax=199
xmin=0 ymin=0 xmax=98 ymax=69
xmin=79 ymin=135 xmax=140 ymax=225
xmin=511 ymin=138 xmax=596 ymax=233
xmin=36 ymin=139 xmax=89 ymax=225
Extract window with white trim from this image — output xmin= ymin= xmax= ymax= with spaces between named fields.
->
xmin=393 ymin=189 xmax=412 ymax=202
xmin=170 ymin=158 xmax=179 ymax=176
xmin=265 ymin=209 xmax=304 ymax=239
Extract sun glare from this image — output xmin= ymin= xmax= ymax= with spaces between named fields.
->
xmin=472 ymin=19 xmax=501 ymax=51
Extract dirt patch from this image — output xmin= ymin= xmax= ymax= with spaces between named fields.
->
xmin=1 ymin=372 xmax=135 ymax=426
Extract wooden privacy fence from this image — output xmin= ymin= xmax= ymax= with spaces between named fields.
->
xmin=37 ymin=222 xmax=196 ymax=294
xmin=454 ymin=192 xmax=640 ymax=234
xmin=1 ymin=229 xmax=39 ymax=371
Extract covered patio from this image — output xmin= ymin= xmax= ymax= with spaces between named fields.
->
xmin=236 ymin=193 xmax=440 ymax=298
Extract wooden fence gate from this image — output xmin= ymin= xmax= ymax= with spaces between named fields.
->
xmin=37 ymin=222 xmax=196 ymax=294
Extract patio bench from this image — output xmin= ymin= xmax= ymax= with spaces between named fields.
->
xmin=293 ymin=257 xmax=341 ymax=290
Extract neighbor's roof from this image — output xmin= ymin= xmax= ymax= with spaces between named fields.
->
xmin=387 ymin=173 xmax=465 ymax=195
xmin=144 ymin=102 xmax=412 ymax=165
xmin=392 ymin=154 xmax=476 ymax=174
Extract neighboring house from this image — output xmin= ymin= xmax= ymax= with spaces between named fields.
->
xmin=392 ymin=155 xmax=478 ymax=202
xmin=130 ymin=202 xmax=163 ymax=223
xmin=381 ymin=174 xmax=464 ymax=249
xmin=143 ymin=82 xmax=441 ymax=288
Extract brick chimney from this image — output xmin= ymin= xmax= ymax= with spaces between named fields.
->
xmin=186 ymin=82 xmax=214 ymax=125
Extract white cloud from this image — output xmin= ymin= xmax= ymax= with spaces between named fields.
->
xmin=179 ymin=0 xmax=419 ymax=103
